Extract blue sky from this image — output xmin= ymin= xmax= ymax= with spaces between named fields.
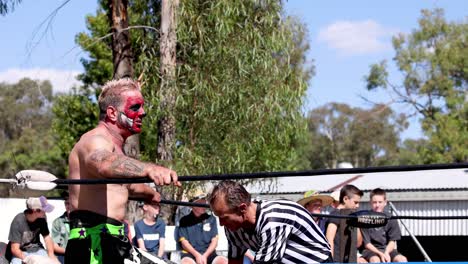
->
xmin=0 ymin=0 xmax=466 ymax=139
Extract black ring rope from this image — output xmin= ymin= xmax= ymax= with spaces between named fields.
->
xmin=20 ymin=163 xmax=468 ymax=223
xmin=51 ymin=162 xmax=468 ymax=185
xmin=165 ymin=202 xmax=468 ymax=221
xmin=43 ymin=196 xmax=468 ymax=221
xmin=160 ymin=202 xmax=468 ymax=221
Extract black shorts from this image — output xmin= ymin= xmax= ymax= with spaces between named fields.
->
xmin=181 ymin=252 xmax=219 ymax=264
xmin=362 ymin=248 xmax=400 ymax=261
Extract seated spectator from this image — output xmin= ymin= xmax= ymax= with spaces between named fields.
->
xmin=51 ymin=192 xmax=71 ymax=264
xmin=330 ymin=190 xmax=340 ymax=208
xmin=6 ymin=196 xmax=59 ymax=264
xmin=326 ymin=184 xmax=364 ymax=263
xmin=361 ymin=188 xmax=408 ymax=262
xmin=178 ymin=193 xmax=227 ymax=264
xmin=133 ymin=202 xmax=166 ymax=258
xmin=0 ymin=242 xmax=8 ymax=264
xmin=297 ymin=190 xmax=333 ymax=233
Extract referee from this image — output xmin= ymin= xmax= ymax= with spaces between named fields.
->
xmin=208 ymin=180 xmax=333 ymax=264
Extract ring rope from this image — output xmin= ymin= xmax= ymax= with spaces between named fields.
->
xmin=169 ymin=202 xmax=468 ymax=221
xmin=49 ymin=162 xmax=468 ymax=186
xmin=43 ymin=196 xmax=468 ymax=221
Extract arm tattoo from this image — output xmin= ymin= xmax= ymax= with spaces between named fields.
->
xmin=89 ymin=150 xmax=113 ymax=163
xmin=89 ymin=150 xmax=145 ymax=178
xmin=109 ymin=158 xmax=145 ymax=178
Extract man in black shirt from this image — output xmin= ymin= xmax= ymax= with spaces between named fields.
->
xmin=7 ymin=196 xmax=59 ymax=264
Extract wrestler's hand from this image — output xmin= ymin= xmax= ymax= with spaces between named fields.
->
xmin=149 ymin=191 xmax=161 ymax=203
xmin=146 ymin=164 xmax=181 ymax=187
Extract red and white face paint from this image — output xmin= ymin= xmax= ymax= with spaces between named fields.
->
xmin=118 ymin=92 xmax=146 ymax=134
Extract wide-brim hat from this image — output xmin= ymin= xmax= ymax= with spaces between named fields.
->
xmin=297 ymin=190 xmax=333 ymax=207
xmin=189 ymin=189 xmax=207 ymax=203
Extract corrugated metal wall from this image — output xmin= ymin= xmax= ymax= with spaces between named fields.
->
xmin=263 ymin=193 xmax=468 ymax=236
xmin=360 ymin=200 xmax=468 ymax=236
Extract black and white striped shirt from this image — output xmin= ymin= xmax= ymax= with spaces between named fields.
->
xmin=225 ymin=200 xmax=332 ymax=263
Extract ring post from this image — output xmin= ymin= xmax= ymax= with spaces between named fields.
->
xmin=389 ymin=201 xmax=432 ymax=262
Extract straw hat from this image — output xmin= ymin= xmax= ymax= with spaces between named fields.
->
xmin=189 ymin=189 xmax=207 ymax=203
xmin=297 ymin=190 xmax=333 ymax=207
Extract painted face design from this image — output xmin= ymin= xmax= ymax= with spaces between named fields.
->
xmin=118 ymin=94 xmax=146 ymax=134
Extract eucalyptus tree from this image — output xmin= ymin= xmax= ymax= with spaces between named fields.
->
xmin=53 ymin=0 xmax=312 ymax=221
xmin=305 ymin=103 xmax=407 ymax=169
xmin=56 ymin=0 xmax=312 ymax=175
xmin=0 ymin=79 xmax=64 ymax=196
xmin=365 ymin=9 xmax=467 ymax=163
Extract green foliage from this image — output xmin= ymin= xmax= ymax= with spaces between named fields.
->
xmin=52 ymin=87 xmax=99 ymax=161
xmin=305 ymin=103 xmax=407 ymax=169
xmin=49 ymin=0 xmax=311 ymax=206
xmin=396 ymin=138 xmax=428 ymax=165
xmin=153 ymin=0 xmax=311 ymax=177
xmin=76 ymin=3 xmax=114 ymax=89
xmin=365 ymin=60 xmax=388 ymax=90
xmin=364 ymin=8 xmax=467 ymax=163
xmin=0 ymin=0 xmax=22 ymax=15
xmin=65 ymin=0 xmax=312 ymax=180
xmin=0 ymin=79 xmax=65 ymax=196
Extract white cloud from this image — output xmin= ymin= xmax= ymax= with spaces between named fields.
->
xmin=0 ymin=68 xmax=82 ymax=93
xmin=317 ymin=20 xmax=398 ymax=56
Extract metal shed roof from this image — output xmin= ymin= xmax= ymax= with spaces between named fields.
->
xmin=246 ymin=168 xmax=468 ymax=198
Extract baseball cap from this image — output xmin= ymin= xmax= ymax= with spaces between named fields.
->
xmin=26 ymin=196 xmax=54 ymax=213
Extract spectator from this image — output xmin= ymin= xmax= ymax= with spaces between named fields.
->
xmin=326 ymin=184 xmax=364 ymax=263
xmin=209 ymin=180 xmax=332 ymax=264
xmin=330 ymin=190 xmax=340 ymax=208
xmin=361 ymin=188 xmax=408 ymax=262
xmin=178 ymin=193 xmax=227 ymax=264
xmin=297 ymin=190 xmax=333 ymax=233
xmin=133 ymin=202 xmax=166 ymax=258
xmin=51 ymin=193 xmax=71 ymax=264
xmin=6 ymin=196 xmax=59 ymax=264
xmin=0 ymin=242 xmax=8 ymax=264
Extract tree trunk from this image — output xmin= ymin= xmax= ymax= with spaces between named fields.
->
xmin=157 ymin=0 xmax=178 ymax=163
xmin=109 ymin=0 xmax=133 ymax=79
xmin=108 ymin=0 xmax=139 ymax=158
xmin=158 ymin=0 xmax=179 ymax=224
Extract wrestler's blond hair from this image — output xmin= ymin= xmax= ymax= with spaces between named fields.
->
xmin=98 ymin=78 xmax=140 ymax=120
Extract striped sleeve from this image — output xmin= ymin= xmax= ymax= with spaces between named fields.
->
xmin=255 ymin=222 xmax=292 ymax=263
xmin=226 ymin=227 xmax=247 ymax=259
